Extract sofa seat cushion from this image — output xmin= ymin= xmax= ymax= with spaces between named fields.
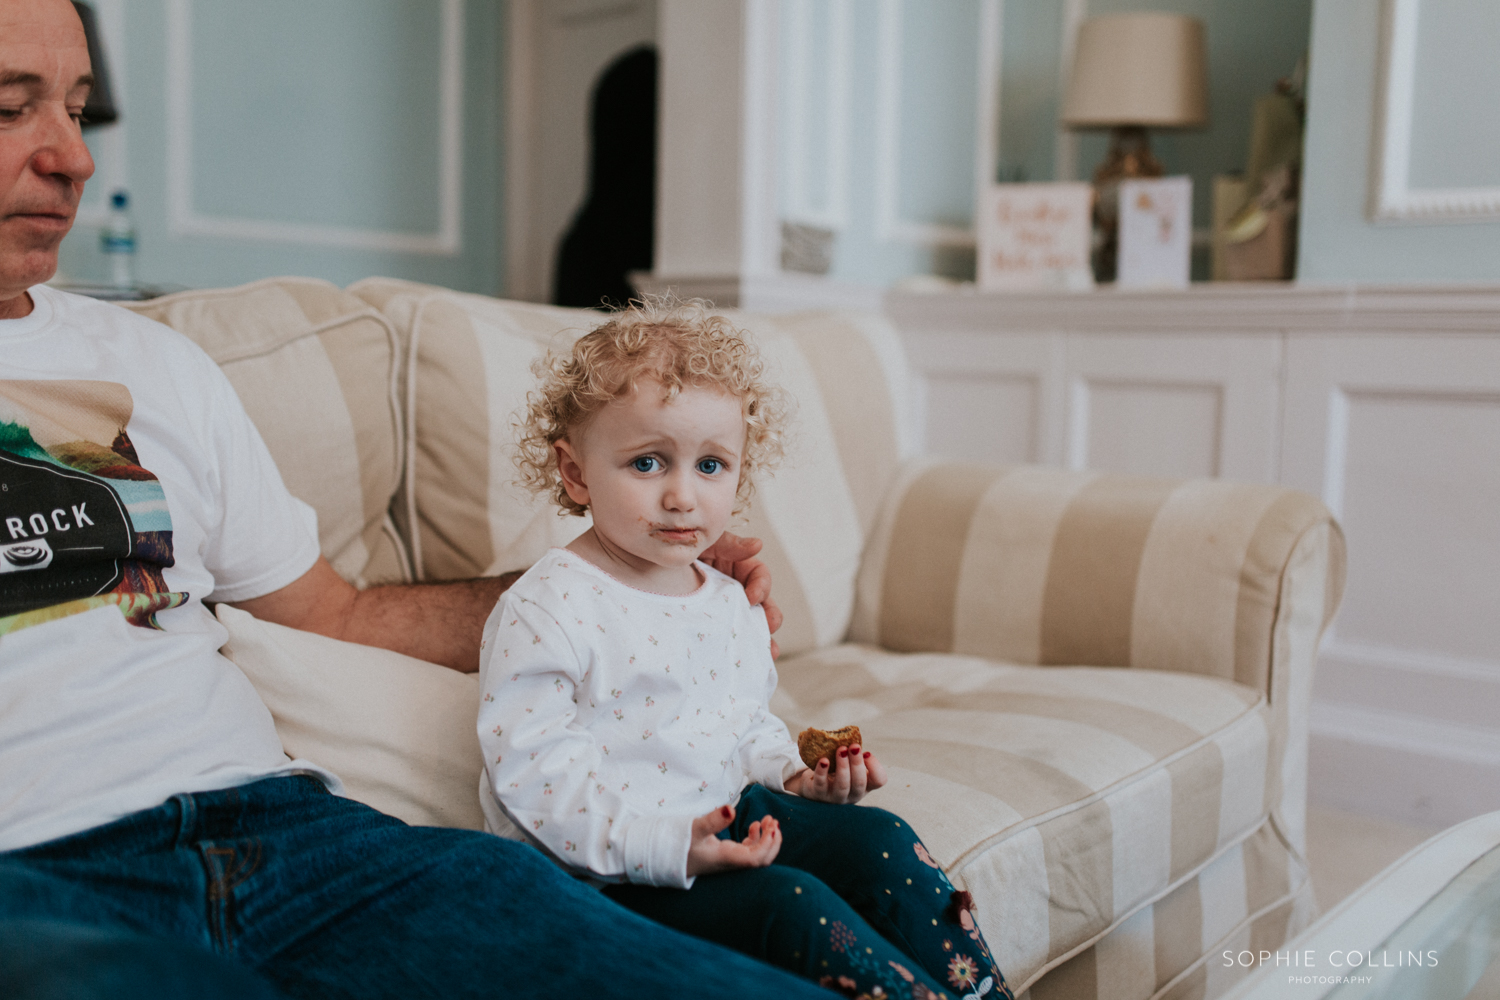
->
xmin=771 ymin=643 xmax=1280 ymax=992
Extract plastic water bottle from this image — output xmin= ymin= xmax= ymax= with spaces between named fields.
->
xmin=100 ymin=189 xmax=136 ymax=289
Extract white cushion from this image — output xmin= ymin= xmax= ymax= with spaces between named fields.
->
xmin=215 ymin=603 xmax=484 ymax=830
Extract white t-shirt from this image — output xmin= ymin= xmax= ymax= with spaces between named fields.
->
xmin=0 ymin=285 xmax=337 ymax=852
xmin=477 ymin=550 xmax=805 ymax=889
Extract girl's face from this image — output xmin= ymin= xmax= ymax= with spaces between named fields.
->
xmin=554 ymin=380 xmax=745 ymax=587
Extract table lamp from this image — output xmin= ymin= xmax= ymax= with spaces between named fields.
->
xmin=1062 ymin=12 xmax=1207 ymax=281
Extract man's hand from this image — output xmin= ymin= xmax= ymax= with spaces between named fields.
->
xmin=701 ymin=532 xmax=784 ymax=659
xmin=784 ymin=745 xmax=887 ymax=805
xmin=684 ymin=804 xmax=781 ymax=877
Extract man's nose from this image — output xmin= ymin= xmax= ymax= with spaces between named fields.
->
xmin=32 ymin=104 xmax=96 ymax=184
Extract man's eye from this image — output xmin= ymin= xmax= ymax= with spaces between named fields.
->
xmin=631 ymin=456 xmax=659 ymax=473
xmin=696 ymin=458 xmax=722 ymax=475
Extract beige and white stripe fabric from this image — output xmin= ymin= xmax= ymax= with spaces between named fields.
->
xmin=348 ymin=278 xmax=604 ymax=583
xmin=1025 ymin=823 xmax=1315 ymax=1000
xmin=770 ymin=645 xmax=1315 ymax=999
xmin=851 ymin=462 xmax=1345 ymax=853
xmin=126 ymin=278 xmax=410 ymax=587
xmin=351 ymin=281 xmax=913 ymax=658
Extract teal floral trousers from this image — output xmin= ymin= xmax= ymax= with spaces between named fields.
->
xmin=605 ymin=786 xmax=1013 ymax=1000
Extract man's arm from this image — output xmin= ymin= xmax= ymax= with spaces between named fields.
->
xmin=228 ymin=557 xmax=521 ymax=672
xmin=227 ymin=532 xmax=780 ymax=673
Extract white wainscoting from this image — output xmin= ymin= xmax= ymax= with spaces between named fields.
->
xmin=889 ymin=284 xmax=1500 ymax=828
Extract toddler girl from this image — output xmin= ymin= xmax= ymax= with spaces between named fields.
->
xmin=478 ymin=302 xmax=1011 ymax=1000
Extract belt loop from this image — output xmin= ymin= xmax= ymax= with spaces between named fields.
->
xmin=171 ymin=792 xmax=196 ymax=848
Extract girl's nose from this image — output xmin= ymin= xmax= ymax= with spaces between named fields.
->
xmin=661 ymin=469 xmax=696 ymax=511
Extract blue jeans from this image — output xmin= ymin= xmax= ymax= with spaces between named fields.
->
xmin=605 ymin=786 xmax=1012 ymax=1000
xmin=0 ymin=775 xmax=834 ymax=999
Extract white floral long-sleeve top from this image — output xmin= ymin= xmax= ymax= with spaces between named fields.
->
xmin=477 ymin=549 xmax=805 ymax=889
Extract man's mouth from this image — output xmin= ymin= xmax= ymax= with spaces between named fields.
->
xmin=6 ymin=210 xmax=74 ymax=231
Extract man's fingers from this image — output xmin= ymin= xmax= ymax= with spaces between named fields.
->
xmin=761 ymin=594 xmax=784 ymax=635
xmin=769 ymin=637 xmax=781 ymax=661
xmin=716 ymin=531 xmax=764 ymax=562
xmin=738 ymin=558 xmax=772 ymax=608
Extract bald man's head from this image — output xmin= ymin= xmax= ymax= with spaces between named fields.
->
xmin=0 ymin=0 xmax=96 ymax=317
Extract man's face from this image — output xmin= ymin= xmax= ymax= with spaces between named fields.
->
xmin=0 ymin=0 xmax=95 ymax=316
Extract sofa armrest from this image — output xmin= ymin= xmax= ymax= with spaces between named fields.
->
xmin=850 ymin=461 xmax=1345 ymax=850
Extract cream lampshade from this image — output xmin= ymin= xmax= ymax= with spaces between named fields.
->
xmin=1062 ymin=12 xmax=1208 ymax=281
xmin=1063 ymin=13 xmax=1208 ymax=129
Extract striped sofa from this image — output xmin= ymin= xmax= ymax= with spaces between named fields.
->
xmin=127 ymin=278 xmax=1345 ymax=1000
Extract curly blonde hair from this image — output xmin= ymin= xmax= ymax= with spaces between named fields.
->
xmin=515 ymin=299 xmax=788 ymax=517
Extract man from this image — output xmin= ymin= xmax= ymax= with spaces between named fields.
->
xmin=0 ymin=2 xmax=819 ymax=997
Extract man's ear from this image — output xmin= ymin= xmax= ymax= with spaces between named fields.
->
xmin=554 ymin=438 xmax=590 ymax=509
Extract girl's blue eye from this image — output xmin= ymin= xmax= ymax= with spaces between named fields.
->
xmin=697 ymin=458 xmax=722 ymax=475
xmin=631 ymin=456 xmax=659 ymax=473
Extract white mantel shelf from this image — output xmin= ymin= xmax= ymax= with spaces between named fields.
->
xmin=885 ymin=282 xmax=1500 ymax=334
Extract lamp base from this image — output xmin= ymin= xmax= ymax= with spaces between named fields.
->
xmin=1091 ymin=126 xmax=1165 ymax=283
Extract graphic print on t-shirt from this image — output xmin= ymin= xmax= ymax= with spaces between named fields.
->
xmin=0 ymin=380 xmax=184 ymax=634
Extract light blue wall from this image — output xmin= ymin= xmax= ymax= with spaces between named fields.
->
xmin=995 ymin=2 xmax=1067 ymax=185
xmin=58 ymin=0 xmax=504 ymax=295
xmin=1299 ymin=0 xmax=1500 ymax=283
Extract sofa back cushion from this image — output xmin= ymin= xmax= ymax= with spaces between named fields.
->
xmin=350 ymin=279 xmax=914 ymax=656
xmin=126 ymin=278 xmax=409 ymax=587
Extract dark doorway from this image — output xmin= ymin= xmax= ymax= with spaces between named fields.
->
xmin=552 ymin=46 xmax=658 ymax=310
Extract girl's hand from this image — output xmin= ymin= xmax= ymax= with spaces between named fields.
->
xmin=786 ymin=745 xmax=887 ymax=804
xmin=685 ymin=804 xmax=782 ymax=876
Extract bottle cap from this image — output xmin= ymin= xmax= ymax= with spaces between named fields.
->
xmin=111 ymin=190 xmax=129 ymax=209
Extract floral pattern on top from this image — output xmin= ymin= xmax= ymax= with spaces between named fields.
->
xmin=476 ymin=549 xmax=804 ymax=889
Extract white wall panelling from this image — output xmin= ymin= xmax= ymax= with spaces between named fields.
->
xmin=889 ymin=284 xmax=1500 ymax=828
xmin=912 ymin=331 xmax=1063 ymax=465
xmin=739 ymin=0 xmax=781 ymax=279
xmin=1282 ymin=334 xmax=1500 ymax=827
xmin=1370 ymin=0 xmax=1500 ymax=223
xmin=1064 ymin=335 xmax=1281 ymax=482
xmin=165 ymin=0 xmax=465 ymax=254
xmin=503 ymin=0 xmax=540 ymax=298
xmin=779 ymin=0 xmax=849 ymax=230
xmin=873 ymin=0 xmax=999 ymax=248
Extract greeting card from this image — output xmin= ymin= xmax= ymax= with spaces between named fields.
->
xmin=1117 ymin=176 xmax=1193 ymax=289
xmin=977 ymin=182 xmax=1094 ymax=291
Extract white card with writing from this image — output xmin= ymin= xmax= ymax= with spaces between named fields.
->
xmin=1117 ymin=176 xmax=1192 ymax=289
xmin=977 ymin=182 xmax=1094 ymax=291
